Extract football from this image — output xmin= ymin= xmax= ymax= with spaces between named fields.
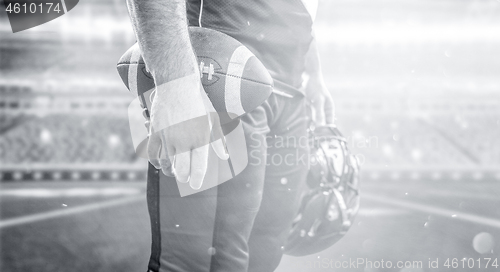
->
xmin=116 ymin=26 xmax=274 ymax=124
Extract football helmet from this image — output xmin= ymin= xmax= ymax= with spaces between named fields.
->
xmin=284 ymin=125 xmax=361 ymax=256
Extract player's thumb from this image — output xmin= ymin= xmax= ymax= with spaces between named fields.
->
xmin=324 ymin=95 xmax=335 ymax=125
xmin=147 ymin=129 xmax=162 ymax=169
xmin=311 ymin=96 xmax=326 ymax=126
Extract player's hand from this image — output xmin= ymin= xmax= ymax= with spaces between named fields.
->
xmin=305 ymin=75 xmax=335 ymax=126
xmin=147 ymin=73 xmax=228 ymax=190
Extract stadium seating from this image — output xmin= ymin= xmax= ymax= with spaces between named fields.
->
xmin=336 ymin=114 xmax=477 ymax=167
xmin=2 ymin=110 xmax=497 ymax=169
xmin=0 ymin=114 xmax=137 ymax=164
xmin=427 ymin=114 xmax=500 ymax=164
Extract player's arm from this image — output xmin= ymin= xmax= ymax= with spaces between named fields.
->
xmin=126 ymin=0 xmax=227 ymax=190
xmin=304 ymin=34 xmax=335 ymax=125
xmin=126 ymin=0 xmax=197 ymax=82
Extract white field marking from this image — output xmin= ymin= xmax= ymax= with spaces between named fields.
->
xmin=363 ymin=193 xmax=500 ymax=229
xmin=361 ymin=186 xmax=500 ymax=201
xmin=424 ymin=190 xmax=500 ymax=200
xmin=0 ymin=187 xmax=142 ymax=198
xmin=0 ymin=195 xmax=144 ymax=229
xmin=357 ymin=208 xmax=406 ymax=217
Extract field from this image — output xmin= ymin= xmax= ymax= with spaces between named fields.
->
xmin=1 ymin=176 xmax=499 ymax=272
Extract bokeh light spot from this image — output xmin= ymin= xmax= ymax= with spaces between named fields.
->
xmin=473 ymin=232 xmax=495 ymax=254
xmin=40 ymin=129 xmax=52 ymax=143
xmin=208 ymin=247 xmax=216 ymax=255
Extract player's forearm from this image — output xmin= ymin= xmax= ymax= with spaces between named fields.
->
xmin=304 ymin=37 xmax=325 ymax=84
xmin=126 ymin=0 xmax=198 ymax=83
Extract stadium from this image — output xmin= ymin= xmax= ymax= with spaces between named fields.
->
xmin=1 ymin=0 xmax=499 ymax=271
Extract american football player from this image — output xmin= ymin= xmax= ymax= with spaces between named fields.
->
xmin=125 ymin=0 xmax=334 ymax=271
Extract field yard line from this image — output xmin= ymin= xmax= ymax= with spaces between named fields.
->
xmin=364 ymin=193 xmax=500 ymax=229
xmin=0 ymin=195 xmax=144 ymax=229
xmin=357 ymin=208 xmax=406 ymax=217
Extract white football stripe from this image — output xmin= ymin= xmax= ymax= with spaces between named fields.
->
xmin=0 ymin=195 xmax=144 ymax=229
xmin=0 ymin=187 xmax=141 ymax=198
xmin=364 ymin=193 xmax=500 ymax=229
xmin=357 ymin=208 xmax=406 ymax=217
xmin=128 ymin=46 xmax=142 ymax=96
xmin=225 ymin=46 xmax=254 ymax=118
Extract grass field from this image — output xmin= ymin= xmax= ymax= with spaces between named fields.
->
xmin=1 ymin=177 xmax=499 ymax=272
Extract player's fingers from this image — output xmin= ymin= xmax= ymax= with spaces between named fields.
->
xmin=157 ymin=132 xmax=175 ymax=176
xmin=324 ymin=95 xmax=336 ymax=125
xmin=158 ymin=149 xmax=174 ymax=176
xmin=147 ymin=131 xmax=162 ymax=169
xmin=211 ymin=138 xmax=229 ymax=160
xmin=190 ymin=144 xmax=209 ymax=190
xmin=160 ymin=160 xmax=174 ymax=176
xmin=200 ymin=85 xmax=228 ymax=160
xmin=174 ymin=151 xmax=191 ymax=183
xmin=210 ymin=124 xmax=229 ymax=160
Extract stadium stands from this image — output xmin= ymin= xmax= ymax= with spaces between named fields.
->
xmin=0 ymin=114 xmax=136 ymax=164
xmin=1 ymin=104 xmax=498 ymax=169
xmin=0 ymin=85 xmax=498 ymax=182
xmin=336 ymin=114 xmax=477 ymax=167
xmin=426 ymin=114 xmax=500 ymax=164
